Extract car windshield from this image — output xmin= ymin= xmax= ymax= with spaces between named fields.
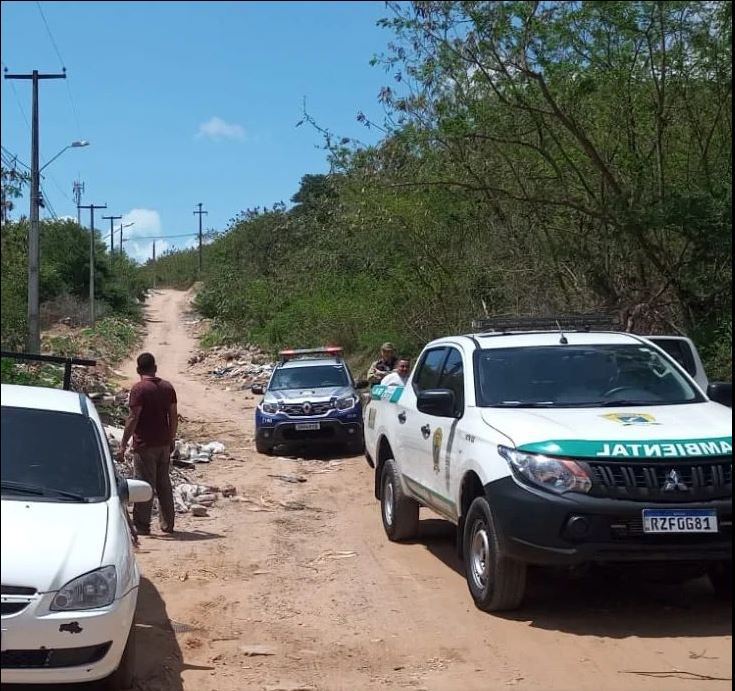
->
xmin=269 ymin=364 xmax=349 ymax=391
xmin=1 ymin=407 xmax=108 ymax=502
xmin=475 ymin=344 xmax=703 ymax=408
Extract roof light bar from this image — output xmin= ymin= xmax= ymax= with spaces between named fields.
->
xmin=278 ymin=346 xmax=344 ymax=362
xmin=471 ymin=313 xmax=618 ymax=334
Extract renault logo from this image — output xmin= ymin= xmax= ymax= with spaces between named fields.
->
xmin=302 ymin=402 xmax=312 ymax=415
xmin=662 ymin=469 xmax=688 ymax=492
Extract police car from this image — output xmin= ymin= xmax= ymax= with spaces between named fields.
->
xmin=363 ymin=317 xmax=732 ymax=612
xmin=252 ymin=347 xmax=368 ymax=455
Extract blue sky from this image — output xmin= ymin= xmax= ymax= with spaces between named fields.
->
xmin=1 ymin=1 xmax=392 ymax=261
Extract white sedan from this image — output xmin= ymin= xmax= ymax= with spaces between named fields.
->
xmin=1 ymin=384 xmax=152 ymax=689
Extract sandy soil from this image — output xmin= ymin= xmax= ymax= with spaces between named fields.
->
xmin=18 ymin=288 xmax=730 ymax=691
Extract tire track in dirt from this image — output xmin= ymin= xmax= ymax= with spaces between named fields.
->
xmin=122 ymin=289 xmax=731 ymax=691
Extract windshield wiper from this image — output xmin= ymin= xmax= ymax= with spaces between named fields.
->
xmin=492 ymin=401 xmax=556 ymax=408
xmin=1 ymin=480 xmax=87 ymax=502
xmin=596 ymin=399 xmax=663 ymax=407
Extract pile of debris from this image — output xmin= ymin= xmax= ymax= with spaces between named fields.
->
xmin=187 ymin=344 xmax=275 ymax=387
xmin=105 ymin=426 xmax=233 ymax=516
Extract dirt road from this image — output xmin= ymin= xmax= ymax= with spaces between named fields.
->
xmin=121 ymin=289 xmax=730 ymax=691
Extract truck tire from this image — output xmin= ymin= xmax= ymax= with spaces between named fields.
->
xmin=463 ymin=496 xmax=526 ymax=612
xmin=708 ymin=561 xmax=732 ymax=600
xmin=381 ymin=459 xmax=419 ymax=541
xmin=104 ymin=621 xmax=136 ymax=690
xmin=255 ymin=437 xmax=273 ymax=455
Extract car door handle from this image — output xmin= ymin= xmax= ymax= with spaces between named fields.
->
xmin=420 ymin=424 xmax=431 ymax=438
xmin=397 ymin=411 xmax=407 ymax=424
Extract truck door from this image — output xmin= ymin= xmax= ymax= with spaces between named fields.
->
xmin=396 ymin=347 xmax=448 ymax=497
xmin=422 ymin=346 xmax=465 ymax=519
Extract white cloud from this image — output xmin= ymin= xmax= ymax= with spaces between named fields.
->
xmin=196 ymin=116 xmax=246 ymax=142
xmin=120 ymin=208 xmax=163 ymax=263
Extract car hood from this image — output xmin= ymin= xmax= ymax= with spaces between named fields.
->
xmin=0 ymin=499 xmax=109 ymax=592
xmin=480 ymin=402 xmax=732 ymax=459
xmin=266 ymin=386 xmax=355 ymax=403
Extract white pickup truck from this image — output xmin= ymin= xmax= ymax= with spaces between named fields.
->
xmin=363 ymin=322 xmax=732 ymax=612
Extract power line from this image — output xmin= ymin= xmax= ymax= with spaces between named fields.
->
xmin=1 ymin=145 xmax=32 ymax=171
xmin=35 ymin=2 xmax=65 ymax=66
xmin=35 ymin=2 xmax=82 ymax=138
xmin=39 ymin=182 xmax=58 ymax=219
xmin=2 ymin=60 xmax=32 ymax=133
xmin=128 ymin=232 xmax=200 ymax=240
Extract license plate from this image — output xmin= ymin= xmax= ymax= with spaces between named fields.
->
xmin=642 ymin=509 xmax=718 ymax=534
xmin=295 ymin=422 xmax=320 ymax=431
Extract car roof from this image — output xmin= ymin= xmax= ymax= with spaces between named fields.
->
xmin=278 ymin=357 xmax=346 ymax=370
xmin=1 ymin=383 xmax=84 ymax=415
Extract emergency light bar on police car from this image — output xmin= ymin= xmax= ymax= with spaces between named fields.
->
xmin=278 ymin=346 xmax=344 ymax=362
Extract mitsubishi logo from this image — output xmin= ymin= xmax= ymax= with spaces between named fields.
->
xmin=662 ymin=469 xmax=688 ymax=492
xmin=302 ymin=402 xmax=312 ymax=415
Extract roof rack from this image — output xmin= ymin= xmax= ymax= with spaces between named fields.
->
xmin=1 ymin=351 xmax=97 ymax=390
xmin=278 ymin=346 xmax=343 ymax=362
xmin=471 ymin=313 xmax=618 ymax=334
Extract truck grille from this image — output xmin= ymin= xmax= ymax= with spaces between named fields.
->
xmin=587 ymin=456 xmax=732 ymax=502
xmin=280 ymin=401 xmax=332 ymax=417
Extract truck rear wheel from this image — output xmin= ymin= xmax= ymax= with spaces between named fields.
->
xmin=463 ymin=496 xmax=526 ymax=612
xmin=381 ymin=459 xmax=419 ymax=541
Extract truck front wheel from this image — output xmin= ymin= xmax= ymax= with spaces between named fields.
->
xmin=463 ymin=496 xmax=526 ymax=612
xmin=380 ymin=459 xmax=419 ymax=541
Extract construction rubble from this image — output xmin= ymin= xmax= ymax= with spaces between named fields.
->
xmin=105 ymin=426 xmax=235 ymax=515
xmin=187 ymin=344 xmax=275 ymax=387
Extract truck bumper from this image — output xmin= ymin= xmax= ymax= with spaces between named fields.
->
xmin=484 ymin=477 xmax=732 ymax=566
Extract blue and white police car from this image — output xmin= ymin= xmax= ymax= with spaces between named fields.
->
xmin=252 ymin=347 xmax=368 ymax=455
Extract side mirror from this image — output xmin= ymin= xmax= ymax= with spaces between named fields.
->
xmin=354 ymin=379 xmax=369 ymax=390
xmin=707 ymin=382 xmax=732 ymax=408
xmin=126 ymin=479 xmax=153 ymax=504
xmin=417 ymin=389 xmax=456 ymax=418
xmin=251 ymin=384 xmax=264 ymax=395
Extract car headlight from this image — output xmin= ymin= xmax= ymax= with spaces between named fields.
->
xmin=498 ymin=446 xmax=591 ymax=494
xmin=262 ymin=401 xmax=279 ymax=414
xmin=335 ymin=396 xmax=356 ymax=410
xmin=51 ymin=566 xmax=117 ymax=611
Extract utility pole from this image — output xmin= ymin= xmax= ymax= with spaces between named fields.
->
xmin=152 ymin=241 xmax=157 ymax=289
xmin=78 ymin=203 xmax=107 ymax=325
xmin=193 ymin=202 xmax=208 ymax=273
xmin=73 ymin=179 xmax=84 ymax=225
xmin=102 ymin=214 xmax=121 ymax=256
xmin=5 ymin=68 xmax=67 ymax=353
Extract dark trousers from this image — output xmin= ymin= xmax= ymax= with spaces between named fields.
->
xmin=133 ymin=446 xmax=175 ymax=533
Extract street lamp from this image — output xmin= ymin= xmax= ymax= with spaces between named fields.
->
xmin=119 ymin=222 xmax=134 ymax=255
xmin=25 ymin=139 xmax=89 ymax=354
xmin=40 ymin=140 xmax=89 ymax=173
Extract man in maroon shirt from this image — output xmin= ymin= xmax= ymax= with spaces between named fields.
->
xmin=118 ymin=352 xmax=178 ymax=535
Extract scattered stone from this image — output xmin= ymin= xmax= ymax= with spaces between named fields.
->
xmin=191 ymin=505 xmax=209 ymax=517
xmin=268 ymin=474 xmax=307 ymax=484
xmin=239 ymin=645 xmax=277 ymax=657
xmin=221 ymin=484 xmax=237 ymax=498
